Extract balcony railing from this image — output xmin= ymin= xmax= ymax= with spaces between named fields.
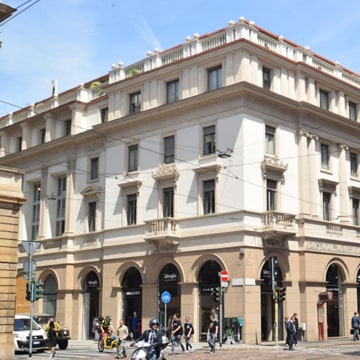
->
xmin=144 ymin=218 xmax=180 ymax=252
xmin=261 ymin=211 xmax=296 ymax=241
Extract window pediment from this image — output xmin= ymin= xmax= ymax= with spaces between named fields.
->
xmin=318 ymin=178 xmax=338 ymax=193
xmin=80 ymin=185 xmax=101 ymax=198
xmin=349 ymin=186 xmax=360 ymax=199
xmin=152 ymin=164 xmax=179 ymax=182
xmin=193 ymin=164 xmax=221 ymax=175
xmin=118 ymin=180 xmax=142 ymax=191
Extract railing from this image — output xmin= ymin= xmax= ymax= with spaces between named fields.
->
xmin=145 ymin=218 xmax=179 ymax=236
xmin=262 ymin=211 xmax=296 ymax=229
xmin=326 ymin=223 xmax=342 ymax=235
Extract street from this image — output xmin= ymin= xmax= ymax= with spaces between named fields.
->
xmin=14 ymin=339 xmax=360 ymax=360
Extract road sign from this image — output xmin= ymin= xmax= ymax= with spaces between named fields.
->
xmin=23 ymin=259 xmax=37 ymax=274
xmin=22 ymin=241 xmax=40 ymax=256
xmin=220 ymin=269 xmax=229 ymax=282
xmin=161 ymin=291 xmax=171 ymax=304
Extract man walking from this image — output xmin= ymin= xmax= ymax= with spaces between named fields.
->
xmin=351 ymin=312 xmax=360 ymax=341
xmin=170 ymin=313 xmax=185 ymax=354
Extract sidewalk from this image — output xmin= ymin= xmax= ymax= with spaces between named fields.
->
xmin=69 ymin=336 xmax=357 ymax=352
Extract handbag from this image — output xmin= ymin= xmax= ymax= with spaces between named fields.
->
xmin=350 ymin=328 xmax=354 ymax=335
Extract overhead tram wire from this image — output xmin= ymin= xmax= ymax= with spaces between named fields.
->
xmin=0 ymin=0 xmax=41 ymax=28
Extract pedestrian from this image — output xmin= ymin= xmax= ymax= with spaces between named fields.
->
xmin=285 ymin=315 xmax=296 ymax=350
xmin=207 ymin=313 xmax=218 ymax=354
xmin=351 ymin=312 xmax=360 ymax=341
xmin=115 ymin=319 xmax=129 ymax=359
xmin=183 ymin=316 xmax=194 ymax=352
xmin=131 ymin=311 xmax=140 ymax=339
xmin=284 ymin=315 xmax=290 ymax=348
xmin=292 ymin=313 xmax=299 ymax=345
xmin=170 ymin=313 xmax=185 ymax=354
xmin=44 ymin=316 xmax=60 ymax=359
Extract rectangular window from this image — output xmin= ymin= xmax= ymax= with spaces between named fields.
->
xmin=265 ymin=125 xmax=275 ymax=155
xmin=320 ymin=89 xmax=329 ymax=110
xmin=56 ymin=176 xmax=66 ymax=236
xmin=262 ymin=67 xmax=271 ymax=90
xmin=163 ymin=187 xmax=174 ymax=218
xmin=40 ymin=128 xmax=46 ymax=144
xmin=129 ymin=92 xmax=141 ymax=114
xmin=321 ymin=143 xmax=329 ymax=170
xmin=128 ymin=145 xmax=138 ymax=172
xmin=166 ymin=80 xmax=179 ymax=103
xmin=88 ymin=201 xmax=96 ymax=232
xmin=266 ymin=179 xmax=277 ymax=211
xmin=203 ymin=125 xmax=216 ymax=156
xmin=353 ymin=198 xmax=360 ymax=226
xmin=350 ymin=152 xmax=358 ymax=177
xmin=126 ymin=194 xmax=137 ymax=225
xmin=208 ymin=65 xmax=222 ymax=91
xmin=90 ymin=157 xmax=99 ymax=181
xmin=101 ymin=107 xmax=108 ymax=123
xmin=323 ymin=192 xmax=331 ymax=221
xmin=31 ymin=183 xmax=41 ymax=240
xmin=164 ymin=135 xmax=175 ymax=164
xmin=203 ymin=179 xmax=215 ymax=214
xmin=349 ymin=101 xmax=357 ymax=121
xmin=17 ymin=136 xmax=22 ymax=152
xmin=64 ymin=119 xmax=71 ymax=136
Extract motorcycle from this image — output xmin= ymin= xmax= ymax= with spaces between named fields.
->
xmin=130 ymin=335 xmax=169 ymax=360
xmin=98 ymin=330 xmax=121 ymax=353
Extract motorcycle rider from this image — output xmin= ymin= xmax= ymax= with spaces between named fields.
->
xmin=133 ymin=318 xmax=162 ymax=360
xmin=101 ymin=315 xmax=116 ymax=345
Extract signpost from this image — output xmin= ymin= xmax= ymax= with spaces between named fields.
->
xmin=22 ymin=241 xmax=40 ymax=358
xmin=161 ymin=291 xmax=171 ymax=331
xmin=219 ymin=269 xmax=229 ymax=347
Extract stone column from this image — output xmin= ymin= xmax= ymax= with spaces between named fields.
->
xmin=297 ymin=130 xmax=310 ymax=215
xmin=0 ymin=166 xmax=26 ymax=359
xmin=338 ymin=144 xmax=350 ymax=223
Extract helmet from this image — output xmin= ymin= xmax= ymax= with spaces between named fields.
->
xmin=149 ymin=318 xmax=159 ymax=327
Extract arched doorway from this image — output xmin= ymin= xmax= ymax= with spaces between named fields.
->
xmin=357 ymin=269 xmax=360 ymax=311
xmin=83 ymin=271 xmax=100 ymax=340
xmin=260 ymin=256 xmax=284 ymax=341
xmin=198 ymin=260 xmax=221 ymax=341
xmin=122 ymin=267 xmax=142 ymax=338
xmin=159 ymin=264 xmax=180 ymax=328
xmin=43 ymin=274 xmax=57 ymax=315
xmin=326 ymin=263 xmax=344 ymax=337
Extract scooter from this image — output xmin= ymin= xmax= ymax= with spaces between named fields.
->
xmin=130 ymin=335 xmax=169 ymax=360
xmin=98 ymin=330 xmax=120 ymax=353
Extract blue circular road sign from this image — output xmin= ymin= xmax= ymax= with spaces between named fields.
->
xmin=161 ymin=291 xmax=171 ymax=304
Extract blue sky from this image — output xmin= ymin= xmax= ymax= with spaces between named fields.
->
xmin=0 ymin=0 xmax=359 ymax=116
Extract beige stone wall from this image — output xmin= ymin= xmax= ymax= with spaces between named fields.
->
xmin=0 ymin=167 xmax=26 ymax=359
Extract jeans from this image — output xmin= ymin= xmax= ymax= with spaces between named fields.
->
xmin=149 ymin=346 xmax=158 ymax=360
xmin=207 ymin=332 xmax=216 ymax=353
xmin=184 ymin=335 xmax=192 ymax=350
xmin=353 ymin=328 xmax=359 ymax=341
xmin=171 ymin=334 xmax=185 ymax=352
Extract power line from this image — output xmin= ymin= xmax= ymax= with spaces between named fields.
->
xmin=0 ymin=0 xmax=41 ymax=28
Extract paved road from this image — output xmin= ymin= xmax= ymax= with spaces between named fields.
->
xmin=15 ymin=339 xmax=360 ymax=360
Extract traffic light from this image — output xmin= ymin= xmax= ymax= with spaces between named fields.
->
xmin=210 ymin=287 xmax=221 ymax=302
xmin=25 ymin=282 xmax=31 ymax=301
xmin=277 ymin=287 xmax=286 ymax=302
xmin=33 ymin=281 xmax=45 ymax=301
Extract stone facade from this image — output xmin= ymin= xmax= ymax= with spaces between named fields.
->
xmin=0 ymin=18 xmax=359 ymax=345
xmin=0 ymin=167 xmax=26 ymax=359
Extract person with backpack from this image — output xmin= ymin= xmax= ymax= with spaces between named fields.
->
xmin=183 ymin=316 xmax=194 ymax=352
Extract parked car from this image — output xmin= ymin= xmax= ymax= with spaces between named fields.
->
xmin=32 ymin=314 xmax=70 ymax=350
xmin=14 ymin=314 xmax=48 ymax=353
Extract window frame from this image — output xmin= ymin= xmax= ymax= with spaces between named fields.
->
xmin=350 ymin=152 xmax=358 ymax=178
xmin=266 ymin=179 xmax=277 ymax=211
xmin=322 ymin=191 xmax=331 ymax=221
xmin=353 ymin=198 xmax=360 ymax=226
xmin=207 ymin=65 xmax=222 ymax=91
xmin=265 ymin=125 xmax=276 ymax=155
xmin=162 ymin=186 xmax=174 ymax=218
xmin=126 ymin=193 xmax=137 ymax=225
xmin=349 ymin=101 xmax=357 ymax=121
xmin=203 ymin=179 xmax=215 ymax=215
xmin=203 ymin=125 xmax=216 ymax=156
xmin=88 ymin=201 xmax=97 ymax=232
xmin=128 ymin=144 xmax=139 ymax=173
xmin=320 ymin=143 xmax=330 ymax=170
xmin=31 ymin=183 xmax=41 ymax=240
xmin=100 ymin=107 xmax=108 ymax=123
xmin=89 ymin=156 xmax=99 ymax=181
xmin=129 ymin=92 xmax=141 ymax=114
xmin=166 ymin=79 xmax=179 ymax=103
xmin=164 ymin=135 xmax=175 ymax=164
xmin=262 ymin=67 xmax=271 ymax=90
xmin=319 ymin=89 xmax=329 ymax=110
xmin=64 ymin=119 xmax=71 ymax=136
xmin=56 ymin=176 xmax=66 ymax=237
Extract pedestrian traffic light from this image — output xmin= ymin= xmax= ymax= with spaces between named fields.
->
xmin=278 ymin=287 xmax=286 ymax=302
xmin=33 ymin=281 xmax=45 ymax=301
xmin=25 ymin=282 xmax=31 ymax=301
xmin=210 ymin=287 xmax=221 ymax=302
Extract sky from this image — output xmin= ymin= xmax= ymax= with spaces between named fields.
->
xmin=0 ymin=0 xmax=359 ymax=116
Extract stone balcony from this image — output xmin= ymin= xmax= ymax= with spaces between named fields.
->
xmin=144 ymin=217 xmax=180 ymax=252
xmin=260 ymin=211 xmax=297 ymax=244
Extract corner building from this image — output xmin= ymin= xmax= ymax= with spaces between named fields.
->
xmin=2 ymin=18 xmax=360 ymax=344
